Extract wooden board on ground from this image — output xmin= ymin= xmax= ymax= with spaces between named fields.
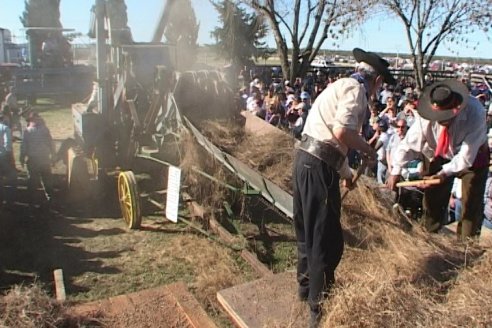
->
xmin=241 ymin=110 xmax=290 ymax=138
xmin=217 ymin=271 xmax=308 ymax=328
xmin=72 ymin=282 xmax=216 ymax=328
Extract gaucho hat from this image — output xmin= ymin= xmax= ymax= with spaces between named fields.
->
xmin=417 ymin=79 xmax=468 ymax=122
xmin=353 ymin=48 xmax=396 ymax=85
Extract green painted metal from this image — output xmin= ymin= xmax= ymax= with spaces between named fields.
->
xmin=183 ymin=117 xmax=294 ymax=219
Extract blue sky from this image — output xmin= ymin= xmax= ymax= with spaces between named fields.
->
xmin=1 ymin=0 xmax=491 ymax=59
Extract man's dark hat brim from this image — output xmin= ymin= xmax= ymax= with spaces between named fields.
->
xmin=418 ymin=80 xmax=468 ymax=122
xmin=353 ymin=48 xmax=396 ymax=85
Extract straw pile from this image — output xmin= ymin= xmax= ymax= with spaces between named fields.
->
xmin=187 ymin=119 xmax=492 ymax=327
xmin=0 ymin=283 xmax=103 ymax=328
xmin=325 ymin=182 xmax=489 ymax=327
xmin=199 ymin=119 xmax=296 ymax=192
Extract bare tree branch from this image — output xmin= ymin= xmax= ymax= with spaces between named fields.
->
xmin=377 ymin=0 xmax=492 ymax=89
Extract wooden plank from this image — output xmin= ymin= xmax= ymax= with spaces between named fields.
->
xmin=216 ymin=292 xmax=249 ymax=328
xmin=240 ymin=111 xmax=288 ymax=138
xmin=184 ymin=193 xmax=272 ymax=278
xmin=71 ymin=283 xmax=215 ymax=327
xmin=240 ymin=250 xmax=273 ymax=277
xmin=208 ymin=216 xmax=237 ymax=245
xmin=217 ymin=272 xmax=307 ymax=328
xmin=167 ymin=282 xmax=217 ymax=328
xmin=53 ymin=269 xmax=66 ymax=301
xmin=396 ymin=178 xmax=441 ymax=187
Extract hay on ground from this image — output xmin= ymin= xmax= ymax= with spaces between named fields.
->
xmin=0 ymin=282 xmax=103 ymax=328
xmin=190 ymin=118 xmax=492 ymax=328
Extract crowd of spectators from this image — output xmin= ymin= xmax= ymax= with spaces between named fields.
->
xmin=238 ymin=69 xmax=492 ymax=232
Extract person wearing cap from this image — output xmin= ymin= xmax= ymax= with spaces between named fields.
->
xmin=0 ymin=113 xmax=17 ymax=207
xmin=387 ymin=80 xmax=489 ymax=240
xmin=379 ymin=83 xmax=393 ymax=106
xmin=300 ymin=91 xmax=312 ymax=110
xmin=284 ymin=80 xmax=295 ymax=94
xmin=293 ymin=48 xmax=395 ymax=327
xmin=292 ymin=102 xmax=309 ymax=139
xmin=20 ymin=112 xmax=56 ymax=206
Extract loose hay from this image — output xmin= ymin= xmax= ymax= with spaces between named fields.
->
xmin=188 ymin=118 xmax=492 ymax=327
xmin=0 ymin=283 xmax=103 ymax=328
xmin=171 ymin=235 xmax=246 ymax=315
xmin=199 ymin=119 xmax=295 ymax=192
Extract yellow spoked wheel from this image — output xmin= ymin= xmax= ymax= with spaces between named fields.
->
xmin=118 ymin=170 xmax=142 ymax=229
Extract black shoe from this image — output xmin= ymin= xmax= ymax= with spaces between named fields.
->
xmin=309 ymin=310 xmax=322 ymax=328
xmin=298 ymin=288 xmax=309 ymax=302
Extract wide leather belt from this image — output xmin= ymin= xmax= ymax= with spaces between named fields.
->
xmin=297 ymin=134 xmax=345 ymax=170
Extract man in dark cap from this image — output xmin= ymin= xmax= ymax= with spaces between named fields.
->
xmin=387 ymin=80 xmax=488 ymax=240
xmin=293 ymin=48 xmax=395 ymax=327
xmin=20 ymin=112 xmax=56 ymax=206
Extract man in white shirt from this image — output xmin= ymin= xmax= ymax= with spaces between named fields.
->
xmin=293 ymin=48 xmax=394 ymax=327
xmin=375 ymin=119 xmax=390 ymax=184
xmin=387 ymin=80 xmax=488 ymax=239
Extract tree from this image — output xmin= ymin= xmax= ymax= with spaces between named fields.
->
xmin=164 ymin=0 xmax=200 ymax=71
xmin=20 ymin=0 xmax=70 ymax=67
xmin=210 ymin=1 xmax=271 ymax=70
xmin=239 ymin=0 xmax=364 ymax=82
xmin=107 ymin=0 xmax=133 ymax=44
xmin=375 ymin=0 xmax=492 ymax=90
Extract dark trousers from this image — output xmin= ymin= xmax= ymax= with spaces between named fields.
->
xmin=293 ymin=150 xmax=344 ymax=313
xmin=0 ymin=153 xmax=17 ymax=204
xmin=27 ymin=161 xmax=53 ymax=202
xmin=422 ymin=158 xmax=488 ymax=238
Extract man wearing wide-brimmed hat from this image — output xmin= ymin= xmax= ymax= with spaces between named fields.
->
xmin=387 ymin=79 xmax=489 ymax=240
xmin=293 ymin=48 xmax=395 ymax=327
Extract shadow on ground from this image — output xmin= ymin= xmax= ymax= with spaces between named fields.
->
xmin=0 ymin=171 xmax=125 ymax=295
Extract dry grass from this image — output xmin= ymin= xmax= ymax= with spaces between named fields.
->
xmin=0 ymin=283 xmax=103 ymax=328
xmin=180 ymin=130 xmax=244 ymax=212
xmin=190 ymin=119 xmax=492 ymax=327
xmin=4 ymin=106 xmax=491 ymax=328
xmin=198 ymin=119 xmax=295 ymax=192
xmin=321 ymin=178 xmax=490 ymax=327
xmin=171 ymin=235 xmax=246 ymax=314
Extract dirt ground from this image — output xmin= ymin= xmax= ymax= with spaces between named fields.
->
xmin=0 ymin=103 xmax=262 ymax=327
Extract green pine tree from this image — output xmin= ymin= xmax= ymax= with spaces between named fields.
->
xmin=165 ymin=0 xmax=199 ymax=71
xmin=20 ymin=0 xmax=70 ymax=67
xmin=210 ymin=0 xmax=271 ymax=69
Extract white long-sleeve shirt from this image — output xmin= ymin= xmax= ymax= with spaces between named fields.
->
xmin=391 ymin=96 xmax=487 ymax=177
xmin=303 ymin=78 xmax=368 ymax=179
xmin=0 ymin=122 xmax=12 ymax=156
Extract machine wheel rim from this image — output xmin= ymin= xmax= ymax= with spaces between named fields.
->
xmin=118 ymin=171 xmax=141 ymax=229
